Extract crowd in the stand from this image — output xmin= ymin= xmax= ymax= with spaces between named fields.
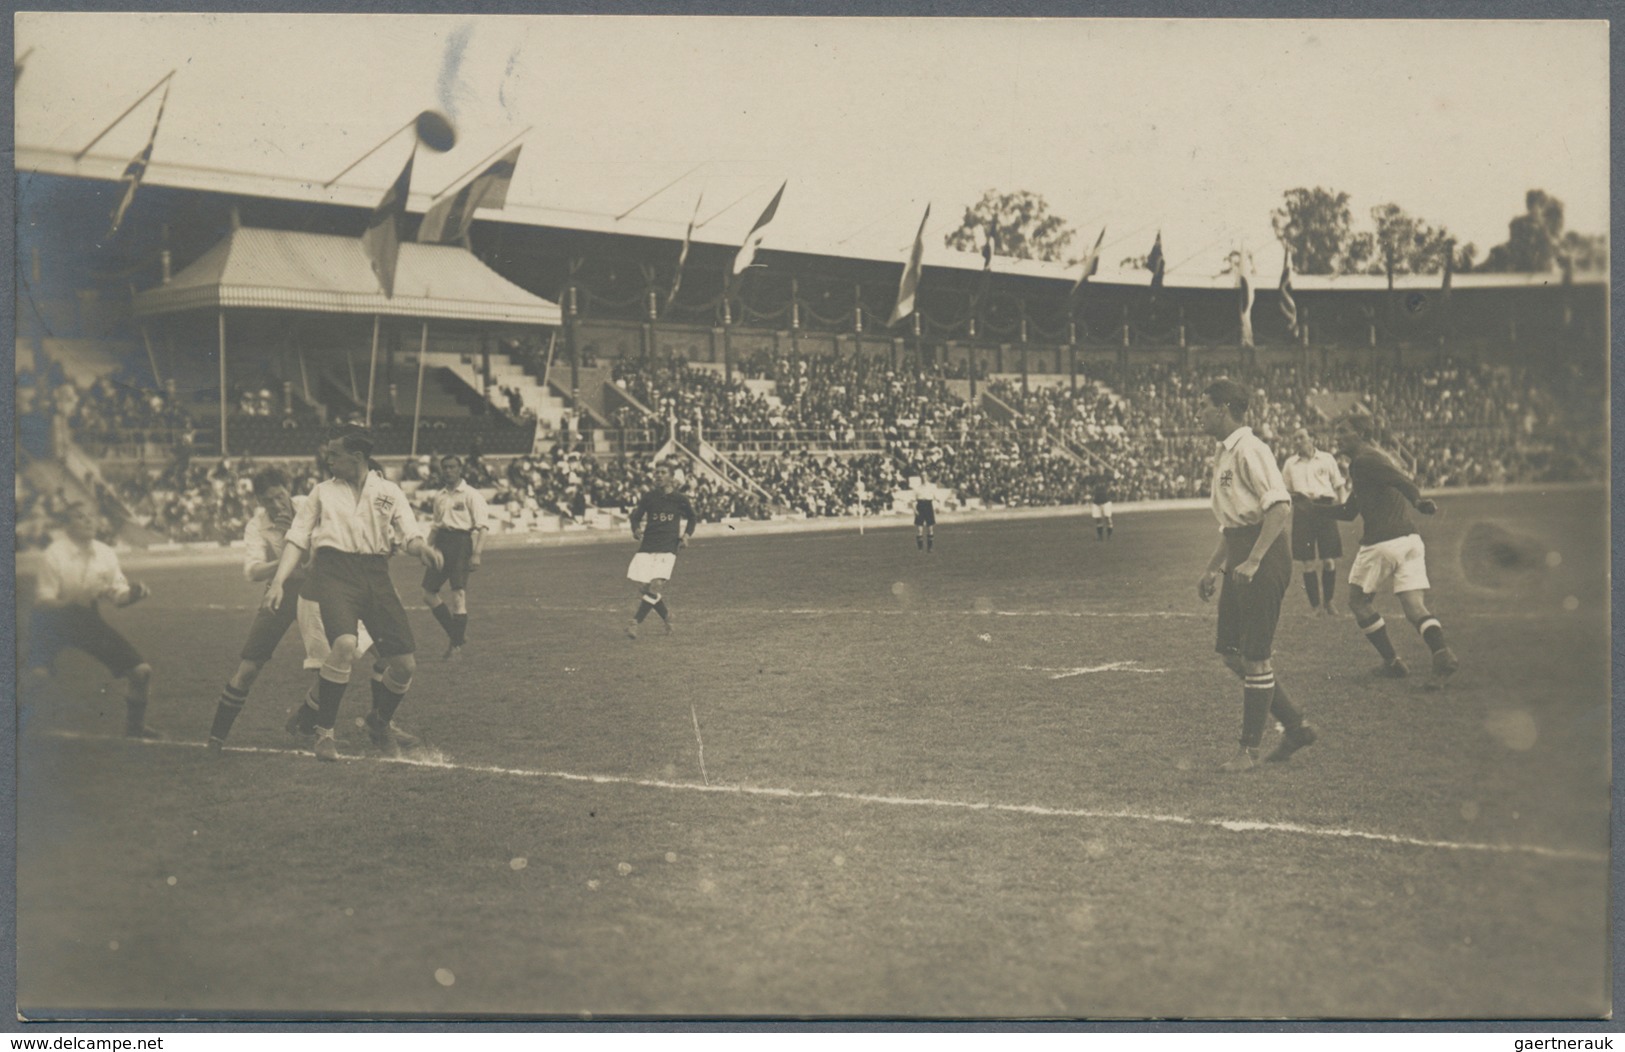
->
xmin=16 ymin=341 xmax=1607 ymax=546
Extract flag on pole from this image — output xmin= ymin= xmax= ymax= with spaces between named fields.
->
xmin=362 ymin=152 xmax=415 ymax=297
xmin=663 ymin=190 xmax=704 ymax=315
xmin=1238 ymin=264 xmax=1255 ymax=348
xmin=889 ymin=204 xmax=931 ymax=327
xmin=1440 ymin=242 xmax=1454 ymax=305
xmin=1147 ymin=231 xmax=1165 ymax=292
xmin=1278 ymin=249 xmax=1299 ymax=337
xmin=106 ymin=81 xmax=170 ymax=240
xmin=981 ymin=217 xmax=997 ymax=271
xmin=729 ymin=180 xmax=787 ymax=279
xmin=417 ymin=145 xmax=522 ymax=245
xmin=1070 ymin=226 xmax=1106 ymax=294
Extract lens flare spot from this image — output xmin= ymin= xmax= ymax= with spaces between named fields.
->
xmin=434 ymin=968 xmax=455 ymax=987
xmin=510 ymin=857 xmax=528 ymax=871
xmin=1484 ymin=708 xmax=1538 ymax=751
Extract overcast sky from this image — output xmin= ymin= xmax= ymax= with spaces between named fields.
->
xmin=14 ymin=14 xmax=1610 ymax=278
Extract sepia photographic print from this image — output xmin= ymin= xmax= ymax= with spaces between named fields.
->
xmin=11 ymin=11 xmax=1611 ymax=1022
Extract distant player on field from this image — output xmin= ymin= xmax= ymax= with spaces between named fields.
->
xmin=206 ymin=466 xmax=374 ymax=751
xmin=626 ymin=462 xmax=697 ymax=639
xmin=421 ymin=454 xmax=489 ymax=661
xmin=1281 ymin=427 xmax=1347 ymax=615
xmin=1088 ymin=472 xmax=1116 ymax=540
xmin=1331 ymin=413 xmax=1458 ymax=687
xmin=913 ymin=475 xmax=939 ymax=552
xmin=27 ymin=503 xmax=161 ymax=739
xmin=1195 ymin=379 xmax=1316 ymax=771
xmin=263 ymin=426 xmax=442 ymax=761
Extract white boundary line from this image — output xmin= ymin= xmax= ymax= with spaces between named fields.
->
xmin=43 ymin=731 xmax=1606 ymax=865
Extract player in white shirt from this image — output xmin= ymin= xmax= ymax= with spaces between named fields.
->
xmin=206 ymin=465 xmax=373 ymax=751
xmin=421 ymin=454 xmax=489 ymax=661
xmin=26 ymin=503 xmax=160 ymax=738
xmin=1280 ymin=427 xmax=1348 ymax=616
xmin=913 ymin=476 xmax=939 ymax=552
xmin=264 ymin=426 xmax=442 ymax=761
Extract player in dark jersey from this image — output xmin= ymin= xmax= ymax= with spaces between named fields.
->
xmin=626 ymin=463 xmax=698 ymax=639
xmin=1088 ymin=472 xmax=1116 ymax=540
xmin=1332 ymin=413 xmax=1458 ymax=688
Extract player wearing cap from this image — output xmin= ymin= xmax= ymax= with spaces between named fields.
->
xmin=1281 ymin=427 xmax=1348 ymax=616
xmin=263 ymin=426 xmax=442 ymax=761
xmin=421 ymin=454 xmax=489 ymax=661
xmin=26 ymin=503 xmax=161 ymax=738
xmin=626 ymin=463 xmax=697 ymax=639
xmin=1196 ymin=378 xmax=1316 ymax=771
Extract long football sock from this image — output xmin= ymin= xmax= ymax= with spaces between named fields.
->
xmin=1096 ymin=524 xmax=1105 ymax=540
xmin=314 ymin=673 xmax=348 ymax=730
xmin=1415 ymin=616 xmax=1448 ymax=654
xmin=1321 ymin=569 xmax=1337 ymax=606
xmin=210 ymin=683 xmax=250 ymax=742
xmin=652 ymin=597 xmax=670 ymax=622
xmin=370 ymin=669 xmax=410 ymax=724
xmin=635 ymin=593 xmax=657 ymax=623
xmin=429 ymin=601 xmax=456 ymax=640
xmin=1105 ymin=521 xmax=1113 ymax=539
xmin=1241 ymin=673 xmax=1276 ymax=749
xmin=1302 ymin=572 xmax=1321 ymax=609
xmin=451 ymin=613 xmax=468 ymax=647
xmin=1356 ymin=613 xmax=1398 ymax=663
xmin=1268 ymin=678 xmax=1305 ymax=733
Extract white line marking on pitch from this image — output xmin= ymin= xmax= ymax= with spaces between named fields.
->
xmin=1019 ymin=662 xmax=1167 ymax=678
xmin=43 ymin=731 xmax=1604 ymax=864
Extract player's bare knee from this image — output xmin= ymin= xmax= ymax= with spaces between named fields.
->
xmin=449 ymin=590 xmax=467 ymax=615
xmin=1243 ymin=658 xmax=1272 ymax=676
xmin=1321 ymin=558 xmax=1338 ymax=572
xmin=1397 ymin=591 xmax=1431 ymax=623
xmin=422 ymin=589 xmax=440 ymax=606
xmin=1221 ymin=651 xmax=1247 ymax=677
xmin=129 ymin=663 xmax=153 ymax=688
xmin=230 ymin=660 xmax=263 ymax=691
xmin=328 ymin=634 xmax=360 ymax=666
xmin=389 ymin=653 xmax=417 ymax=679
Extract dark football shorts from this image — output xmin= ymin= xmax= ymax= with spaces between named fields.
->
xmin=914 ymin=501 xmax=936 ymax=527
xmin=422 ymin=529 xmax=475 ymax=591
xmin=1215 ymin=527 xmax=1291 ymax=663
xmin=307 ymin=549 xmax=415 ymax=657
xmin=28 ymin=603 xmax=144 ymax=677
xmin=1290 ymin=504 xmax=1344 ymax=562
xmin=239 ymin=579 xmax=304 ymax=664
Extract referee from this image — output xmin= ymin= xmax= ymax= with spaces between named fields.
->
xmin=27 ymin=503 xmax=161 ymax=738
xmin=1196 ymin=379 xmax=1316 ymax=771
xmin=421 ymin=453 xmax=488 ymax=661
xmin=264 ymin=426 xmax=443 ymax=761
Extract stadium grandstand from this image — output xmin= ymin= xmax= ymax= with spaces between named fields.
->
xmin=14 ymin=159 xmax=1608 ymax=549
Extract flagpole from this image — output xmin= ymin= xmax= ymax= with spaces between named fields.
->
xmin=434 ymin=126 xmax=533 ymax=198
xmin=411 ymin=321 xmax=428 ymax=458
xmin=614 ymin=160 xmax=706 ymax=221
xmin=365 ymin=315 xmax=380 ymax=426
xmin=217 ymin=309 xmax=229 ymax=457
xmin=323 ymin=115 xmax=417 ymax=188
xmin=75 ymin=70 xmax=175 ymax=161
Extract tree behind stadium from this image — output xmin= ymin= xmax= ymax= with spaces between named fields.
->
xmin=944 ymin=190 xmax=1078 ymax=263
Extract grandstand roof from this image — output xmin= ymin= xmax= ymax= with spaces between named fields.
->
xmin=130 ymin=226 xmax=562 ymax=326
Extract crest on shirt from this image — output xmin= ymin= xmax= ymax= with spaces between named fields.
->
xmin=374 ymin=495 xmax=395 ymax=514
xmin=1218 ymin=469 xmax=1234 ymax=488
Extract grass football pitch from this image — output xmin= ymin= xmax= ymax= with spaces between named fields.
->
xmin=15 ymin=488 xmax=1611 ymax=1020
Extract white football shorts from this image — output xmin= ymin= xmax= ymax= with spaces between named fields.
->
xmin=1091 ymin=501 xmax=1114 ymax=520
xmin=297 ymin=596 xmax=375 ymax=671
xmin=627 ymin=551 xmax=678 ymax=585
xmin=1347 ymin=533 xmax=1431 ymax=595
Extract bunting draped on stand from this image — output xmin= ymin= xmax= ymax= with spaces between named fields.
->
xmin=106 ymin=80 xmax=170 ymax=240
xmin=362 ymin=153 xmax=414 ymax=297
xmin=729 ymin=180 xmax=787 ymax=282
xmin=1147 ymin=231 xmax=1165 ymax=300
xmin=1238 ymin=265 xmax=1255 ymax=348
xmin=889 ymin=204 xmax=931 ymax=326
xmin=417 ymin=144 xmax=522 ymax=245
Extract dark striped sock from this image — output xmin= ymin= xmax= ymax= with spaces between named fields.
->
xmin=1357 ymin=613 xmax=1398 ymax=662
xmin=1303 ymin=572 xmax=1321 ymax=608
xmin=315 ymin=674 xmax=347 ymax=730
xmin=1242 ymin=673 xmax=1276 ymax=749
xmin=370 ymin=672 xmax=408 ymax=723
xmin=635 ymin=593 xmax=656 ymax=623
xmin=653 ymin=597 xmax=669 ymax=621
xmin=429 ymin=602 xmax=456 ymax=639
xmin=451 ymin=613 xmax=468 ymax=646
xmin=1321 ymin=568 xmax=1337 ymax=605
xmin=1416 ymin=616 xmax=1447 ymax=653
xmin=210 ymin=683 xmax=250 ymax=742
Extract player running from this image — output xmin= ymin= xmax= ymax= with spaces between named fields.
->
xmin=421 ymin=454 xmax=488 ymax=661
xmin=1331 ymin=413 xmax=1458 ymax=687
xmin=626 ymin=463 xmax=697 ymax=639
xmin=1088 ymin=471 xmax=1116 ymax=540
